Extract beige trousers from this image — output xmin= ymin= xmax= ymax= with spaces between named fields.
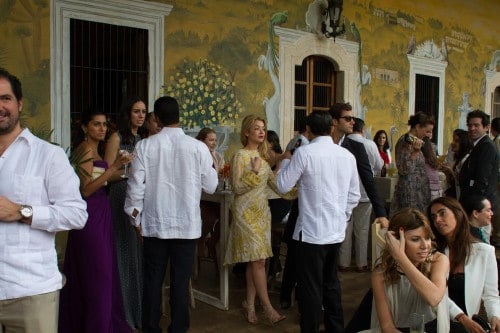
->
xmin=0 ymin=291 xmax=59 ymax=333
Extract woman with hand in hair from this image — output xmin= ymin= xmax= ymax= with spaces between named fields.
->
xmin=371 ymin=208 xmax=449 ymax=333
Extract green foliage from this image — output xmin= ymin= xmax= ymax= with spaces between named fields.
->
xmin=207 ymin=28 xmax=253 ymax=79
xmin=29 ymin=123 xmax=54 ymax=143
xmin=166 ymin=31 xmax=203 ymax=47
xmin=164 ymin=58 xmax=244 ymax=129
xmin=396 ymin=10 xmax=415 ymax=23
xmin=69 ymin=149 xmax=92 ymax=179
xmin=14 ymin=25 xmax=32 ymax=37
xmin=0 ymin=0 xmax=15 ymax=23
xmin=21 ymin=59 xmax=50 ymax=116
xmin=33 ymin=0 xmax=48 ymax=9
xmin=427 ymin=18 xmax=443 ymax=30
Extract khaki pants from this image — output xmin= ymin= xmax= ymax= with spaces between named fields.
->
xmin=0 ymin=291 xmax=59 ymax=333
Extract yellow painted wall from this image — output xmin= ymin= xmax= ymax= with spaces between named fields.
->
xmin=0 ymin=0 xmax=499 ymax=154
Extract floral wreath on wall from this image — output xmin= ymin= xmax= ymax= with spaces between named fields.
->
xmin=163 ymin=58 xmax=244 ymax=129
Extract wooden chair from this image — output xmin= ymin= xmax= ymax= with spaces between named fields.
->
xmin=371 ymin=222 xmax=386 ymax=270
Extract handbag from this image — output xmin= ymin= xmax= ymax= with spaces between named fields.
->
xmin=472 ymin=314 xmax=491 ymax=333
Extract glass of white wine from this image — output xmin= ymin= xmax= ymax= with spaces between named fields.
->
xmin=119 ymin=149 xmax=130 ymax=178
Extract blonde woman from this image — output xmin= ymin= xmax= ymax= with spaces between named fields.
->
xmin=224 ymin=115 xmax=292 ymax=325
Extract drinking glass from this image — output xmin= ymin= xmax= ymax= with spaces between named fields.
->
xmin=410 ymin=313 xmax=425 ymax=333
xmin=119 ymin=149 xmax=130 ymax=178
xmin=387 ymin=162 xmax=397 ymax=177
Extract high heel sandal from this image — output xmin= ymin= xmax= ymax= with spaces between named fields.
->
xmin=242 ymin=300 xmax=258 ymax=324
xmin=263 ymin=306 xmax=286 ymax=326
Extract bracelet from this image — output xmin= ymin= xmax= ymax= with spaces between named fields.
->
xmin=455 ymin=313 xmax=466 ymax=322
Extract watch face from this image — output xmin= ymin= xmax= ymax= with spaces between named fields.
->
xmin=21 ymin=206 xmax=33 ymax=218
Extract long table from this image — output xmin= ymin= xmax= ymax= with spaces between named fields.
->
xmin=193 ymin=190 xmax=233 ymax=310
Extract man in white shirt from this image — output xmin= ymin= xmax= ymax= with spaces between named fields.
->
xmin=339 ymin=117 xmax=384 ymax=271
xmin=0 ymin=68 xmax=88 ymax=332
xmin=125 ymin=96 xmax=218 ymax=333
xmin=277 ymin=111 xmax=360 ymax=333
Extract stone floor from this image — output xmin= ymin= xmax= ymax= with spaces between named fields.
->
xmin=160 ymin=260 xmax=372 ymax=333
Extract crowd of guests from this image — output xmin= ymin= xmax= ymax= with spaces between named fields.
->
xmin=0 ymin=66 xmax=498 ymax=333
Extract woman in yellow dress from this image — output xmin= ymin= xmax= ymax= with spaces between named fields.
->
xmin=225 ymin=115 xmax=291 ymax=325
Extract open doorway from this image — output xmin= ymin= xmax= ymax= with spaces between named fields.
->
xmin=70 ymin=19 xmax=148 ymax=147
xmin=415 ymin=74 xmax=439 ymax=142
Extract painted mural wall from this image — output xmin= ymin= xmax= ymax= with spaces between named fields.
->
xmin=0 ymin=0 xmax=51 ymax=139
xmin=0 ymin=0 xmax=499 ymax=156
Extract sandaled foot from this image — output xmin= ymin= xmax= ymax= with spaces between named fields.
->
xmin=264 ymin=306 xmax=286 ymax=326
xmin=242 ymin=300 xmax=258 ymax=324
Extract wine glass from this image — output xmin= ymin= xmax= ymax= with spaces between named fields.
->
xmin=119 ymin=149 xmax=130 ymax=178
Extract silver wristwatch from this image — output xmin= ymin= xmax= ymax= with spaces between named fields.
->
xmin=19 ymin=205 xmax=33 ymax=219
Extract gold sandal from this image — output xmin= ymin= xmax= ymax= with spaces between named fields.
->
xmin=242 ymin=300 xmax=258 ymax=324
xmin=263 ymin=306 xmax=286 ymax=326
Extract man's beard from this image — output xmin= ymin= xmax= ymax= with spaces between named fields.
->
xmin=0 ymin=111 xmax=20 ymax=135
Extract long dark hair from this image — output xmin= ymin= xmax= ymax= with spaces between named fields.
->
xmin=452 ymin=129 xmax=472 ymax=167
xmin=266 ymin=130 xmax=283 ymax=154
xmin=374 ymin=129 xmax=390 ymax=152
xmin=73 ymin=107 xmax=107 ymax=156
xmin=427 ymin=197 xmax=472 ymax=273
xmin=421 ymin=137 xmax=439 ymax=169
xmin=408 ymin=111 xmax=435 ymax=129
xmin=117 ymin=96 xmax=147 ymax=145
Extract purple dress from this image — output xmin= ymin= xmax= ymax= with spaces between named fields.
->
xmin=59 ymin=160 xmax=131 ymax=333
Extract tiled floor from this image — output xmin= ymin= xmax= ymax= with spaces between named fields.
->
xmin=160 ymin=263 xmax=372 ymax=333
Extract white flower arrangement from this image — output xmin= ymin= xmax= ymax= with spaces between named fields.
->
xmin=163 ymin=59 xmax=244 ymax=129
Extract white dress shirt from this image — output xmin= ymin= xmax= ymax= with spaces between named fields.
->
xmin=276 ymin=135 xmax=360 ymax=245
xmin=0 ymin=129 xmax=88 ymax=300
xmin=125 ymin=127 xmax=218 ymax=239
xmin=348 ymin=133 xmax=384 ymax=202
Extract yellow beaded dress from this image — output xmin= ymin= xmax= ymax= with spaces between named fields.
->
xmin=224 ymin=149 xmax=289 ymax=264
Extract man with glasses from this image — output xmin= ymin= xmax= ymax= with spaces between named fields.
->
xmin=329 ymin=103 xmax=389 ymax=229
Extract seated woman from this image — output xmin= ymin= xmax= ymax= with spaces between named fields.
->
xmin=370 ymin=208 xmax=450 ymax=333
xmin=428 ymin=197 xmax=500 ymax=333
xmin=461 ymin=194 xmax=493 ymax=244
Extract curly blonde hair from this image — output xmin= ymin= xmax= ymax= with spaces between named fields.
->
xmin=379 ymin=208 xmax=436 ymax=285
xmin=239 ymin=115 xmax=269 ymax=161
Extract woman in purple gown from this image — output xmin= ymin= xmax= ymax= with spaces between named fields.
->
xmin=59 ymin=109 xmax=133 ymax=333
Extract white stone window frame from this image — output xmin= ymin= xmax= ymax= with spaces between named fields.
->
xmin=51 ymin=0 xmax=172 ymax=149
xmin=407 ymin=54 xmax=447 ymax=154
xmin=485 ymin=69 xmax=500 ymax=118
xmin=275 ymin=27 xmax=359 ymax=146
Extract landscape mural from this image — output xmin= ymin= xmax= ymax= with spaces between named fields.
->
xmin=0 ymin=0 xmax=498 ymax=157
